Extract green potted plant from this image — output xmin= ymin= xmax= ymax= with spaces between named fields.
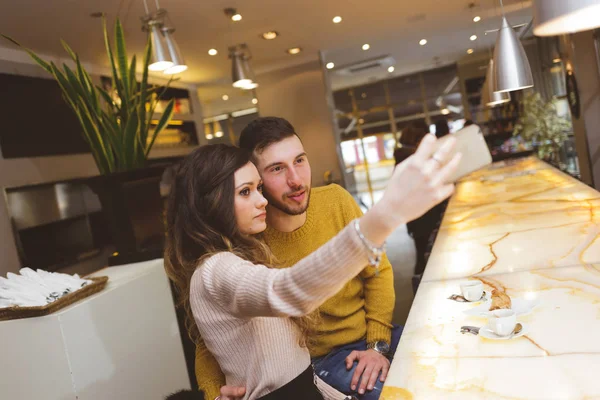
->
xmin=2 ymin=18 xmax=176 ymax=256
xmin=513 ymin=92 xmax=572 ymax=166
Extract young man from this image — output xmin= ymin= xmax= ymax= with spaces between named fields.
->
xmin=195 ymin=117 xmax=401 ymax=400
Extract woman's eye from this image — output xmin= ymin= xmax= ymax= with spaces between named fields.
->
xmin=240 ymin=188 xmax=250 ymax=196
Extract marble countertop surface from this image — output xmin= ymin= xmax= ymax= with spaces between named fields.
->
xmin=383 ymin=158 xmax=600 ymax=400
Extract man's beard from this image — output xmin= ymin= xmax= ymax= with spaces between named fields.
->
xmin=264 ymin=185 xmax=311 ymax=216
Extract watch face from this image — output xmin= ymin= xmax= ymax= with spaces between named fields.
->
xmin=376 ymin=341 xmax=390 ymax=354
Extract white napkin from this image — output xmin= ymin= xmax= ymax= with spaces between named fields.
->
xmin=0 ymin=268 xmax=91 ymax=308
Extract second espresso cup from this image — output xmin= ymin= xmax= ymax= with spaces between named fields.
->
xmin=488 ymin=309 xmax=517 ymax=336
xmin=460 ymin=281 xmax=484 ymax=302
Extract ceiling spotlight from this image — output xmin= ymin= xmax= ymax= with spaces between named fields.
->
xmin=252 ymin=98 xmax=258 ymax=105
xmin=326 ymin=62 xmax=335 ymax=69
xmin=222 ymin=95 xmax=229 ymax=101
xmin=287 ymin=47 xmax=302 ymax=55
xmin=362 ymin=44 xmax=370 ymax=51
xmin=261 ymin=31 xmax=279 ymax=40
xmin=208 ymin=48 xmax=218 ymax=56
xmin=470 ymin=34 xmax=478 ymax=41
xmin=333 ymin=16 xmax=342 ymax=24
xmin=388 ymin=66 xmax=395 ymax=73
xmin=441 ymin=108 xmax=450 ymax=115
xmin=224 ymin=8 xmax=242 ymax=21
xmin=467 ymin=48 xmax=474 ymax=54
xmin=473 ymin=16 xmax=481 ymax=22
xmin=206 ymin=133 xmax=214 ymax=140
xmin=553 ymin=58 xmax=562 ymax=63
xmin=419 ymin=39 xmax=427 ymax=46
xmin=358 ymin=118 xmax=365 ymax=124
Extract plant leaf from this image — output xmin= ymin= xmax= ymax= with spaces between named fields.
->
xmin=114 ymin=19 xmax=130 ymax=101
xmin=1 ymin=34 xmax=52 ymax=74
xmin=103 ymin=17 xmax=127 ymax=116
xmin=146 ymin=99 xmax=174 ymax=156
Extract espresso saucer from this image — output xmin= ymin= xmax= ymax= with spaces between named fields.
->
xmin=479 ymin=323 xmax=527 ymax=340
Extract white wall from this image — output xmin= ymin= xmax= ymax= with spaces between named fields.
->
xmin=255 ymin=60 xmax=343 ymax=187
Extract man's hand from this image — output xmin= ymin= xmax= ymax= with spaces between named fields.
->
xmin=217 ymin=385 xmax=246 ymax=400
xmin=345 ymin=349 xmax=390 ymax=395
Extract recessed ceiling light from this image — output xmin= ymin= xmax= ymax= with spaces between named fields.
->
xmin=470 ymin=34 xmax=478 ymax=41
xmin=358 ymin=118 xmax=365 ymax=124
xmin=232 ymin=13 xmax=242 ymax=21
xmin=441 ymin=108 xmax=450 ymax=115
xmin=206 ymin=133 xmax=214 ymax=140
xmin=326 ymin=62 xmax=335 ymax=69
xmin=287 ymin=47 xmax=302 ymax=55
xmin=222 ymin=95 xmax=229 ymax=101
xmin=208 ymin=49 xmax=218 ymax=56
xmin=473 ymin=16 xmax=481 ymax=22
xmin=419 ymin=39 xmax=427 ymax=46
xmin=467 ymin=48 xmax=474 ymax=54
xmin=553 ymin=58 xmax=562 ymax=63
xmin=261 ymin=31 xmax=279 ymax=40
xmin=361 ymin=92 xmax=367 ymax=99
xmin=388 ymin=66 xmax=395 ymax=73
xmin=252 ymin=98 xmax=258 ymax=105
xmin=333 ymin=16 xmax=342 ymax=24
xmin=215 ymin=131 xmax=224 ymax=138
xmin=362 ymin=44 xmax=370 ymax=51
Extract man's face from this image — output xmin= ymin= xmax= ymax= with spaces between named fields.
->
xmin=253 ymin=135 xmax=312 ymax=216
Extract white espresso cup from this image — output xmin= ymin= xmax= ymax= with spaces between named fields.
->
xmin=488 ymin=309 xmax=517 ymax=336
xmin=460 ymin=281 xmax=484 ymax=302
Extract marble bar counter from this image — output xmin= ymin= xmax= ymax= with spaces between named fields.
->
xmin=382 ymin=157 xmax=600 ymax=400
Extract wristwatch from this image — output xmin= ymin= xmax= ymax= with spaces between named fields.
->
xmin=367 ymin=340 xmax=390 ymax=355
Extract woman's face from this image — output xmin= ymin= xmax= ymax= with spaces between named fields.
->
xmin=234 ymin=162 xmax=268 ymax=235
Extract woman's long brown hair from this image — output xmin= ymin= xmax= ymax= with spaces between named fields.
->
xmin=164 ymin=144 xmax=315 ymax=346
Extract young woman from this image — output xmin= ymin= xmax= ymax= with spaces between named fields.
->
xmin=164 ymin=136 xmax=459 ymax=400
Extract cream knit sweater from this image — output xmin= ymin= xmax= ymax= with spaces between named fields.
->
xmin=189 ymin=221 xmax=374 ymax=399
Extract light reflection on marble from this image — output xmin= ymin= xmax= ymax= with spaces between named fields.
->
xmin=423 ymin=158 xmax=600 ymax=282
xmin=384 ymin=158 xmax=600 ymax=399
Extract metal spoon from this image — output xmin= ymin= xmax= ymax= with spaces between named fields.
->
xmin=508 ymin=323 xmax=523 ymax=339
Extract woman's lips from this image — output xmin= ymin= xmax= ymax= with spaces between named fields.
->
xmin=255 ymin=212 xmax=267 ymax=219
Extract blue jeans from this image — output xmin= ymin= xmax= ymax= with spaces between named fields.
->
xmin=312 ymin=326 xmax=403 ymax=400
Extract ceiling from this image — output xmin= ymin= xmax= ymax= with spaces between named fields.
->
xmin=0 ymin=0 xmax=533 ymax=116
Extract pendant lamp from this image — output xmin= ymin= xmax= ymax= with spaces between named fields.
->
xmin=533 ymin=0 xmax=600 ymax=36
xmin=492 ymin=15 xmax=534 ymax=92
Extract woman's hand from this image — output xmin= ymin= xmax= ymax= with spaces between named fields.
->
xmin=360 ymin=134 xmax=461 ymax=245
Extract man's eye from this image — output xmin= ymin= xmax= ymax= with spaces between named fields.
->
xmin=297 ymin=157 xmax=304 ymax=163
xmin=240 ymin=188 xmax=250 ymax=196
xmin=257 ymin=184 xmax=264 ymax=193
xmin=272 ymin=166 xmax=282 ymax=172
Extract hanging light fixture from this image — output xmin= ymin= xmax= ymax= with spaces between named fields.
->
xmin=162 ymin=27 xmax=187 ymax=74
xmin=213 ymin=120 xmax=224 ymax=138
xmin=492 ymin=1 xmax=534 ymax=93
xmin=484 ymin=59 xmax=511 ymax=106
xmin=147 ymin=20 xmax=173 ymax=71
xmin=533 ymin=0 xmax=600 ymax=36
xmin=142 ymin=1 xmax=186 ymax=75
xmin=230 ymin=44 xmax=258 ymax=90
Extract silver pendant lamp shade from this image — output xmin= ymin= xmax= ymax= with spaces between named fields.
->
xmin=533 ymin=0 xmax=600 ymax=36
xmin=231 ymin=47 xmax=258 ymax=90
xmin=148 ymin=22 xmax=173 ymax=71
xmin=484 ymin=59 xmax=511 ymax=107
xmin=492 ymin=17 xmax=534 ymax=92
xmin=162 ymin=28 xmax=187 ymax=74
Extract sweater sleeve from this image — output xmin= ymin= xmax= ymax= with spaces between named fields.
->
xmin=338 ymin=186 xmax=395 ymax=344
xmin=193 ymin=222 xmax=371 ymax=318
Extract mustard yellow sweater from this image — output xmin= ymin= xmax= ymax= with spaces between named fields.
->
xmin=195 ymin=184 xmax=395 ymax=399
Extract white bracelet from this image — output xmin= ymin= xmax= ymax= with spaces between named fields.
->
xmin=353 ymin=219 xmax=385 ymax=268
